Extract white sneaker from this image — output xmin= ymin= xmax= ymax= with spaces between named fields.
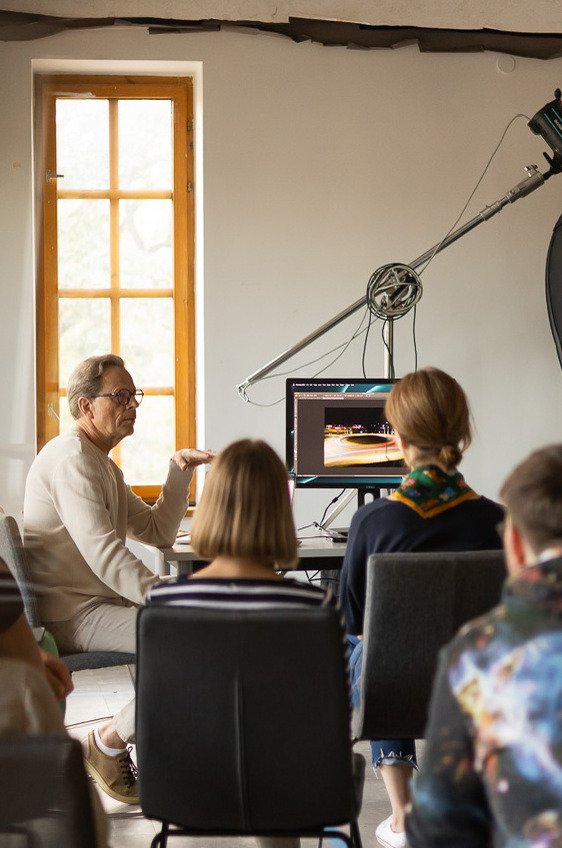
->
xmin=375 ymin=815 xmax=407 ymax=848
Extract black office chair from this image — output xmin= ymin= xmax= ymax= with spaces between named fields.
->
xmin=0 ymin=735 xmax=97 ymax=847
xmin=353 ymin=549 xmax=507 ymax=741
xmin=136 ymin=604 xmax=365 ymax=848
xmin=0 ymin=514 xmax=135 ymax=672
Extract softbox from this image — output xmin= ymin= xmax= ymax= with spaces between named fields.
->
xmin=546 ymin=213 xmax=562 ymax=369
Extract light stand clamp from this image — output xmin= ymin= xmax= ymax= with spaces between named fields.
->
xmin=366 ymin=263 xmax=423 ymax=320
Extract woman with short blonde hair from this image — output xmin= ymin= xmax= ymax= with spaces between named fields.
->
xmin=191 ymin=438 xmax=297 ymax=569
xmin=147 ymin=439 xmax=336 ymax=848
xmin=340 ymin=367 xmax=503 ymax=848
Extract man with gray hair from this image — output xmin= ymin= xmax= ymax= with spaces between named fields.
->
xmin=24 ymin=354 xmax=214 ymax=804
xmin=407 ymin=444 xmax=562 ymax=847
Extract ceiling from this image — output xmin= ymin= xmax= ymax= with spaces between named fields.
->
xmin=1 ymin=3 xmax=561 ymax=58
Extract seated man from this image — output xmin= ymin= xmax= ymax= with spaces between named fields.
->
xmin=23 ymin=353 xmax=214 ymax=804
xmin=407 ymin=444 xmax=562 ymax=847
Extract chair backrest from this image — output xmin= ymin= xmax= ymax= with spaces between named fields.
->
xmin=0 ymin=735 xmax=97 ymax=847
xmin=0 ymin=513 xmax=41 ymax=627
xmin=0 ymin=514 xmax=135 ymax=670
xmin=353 ymin=549 xmax=507 ymax=740
xmin=136 ymin=604 xmax=358 ymax=833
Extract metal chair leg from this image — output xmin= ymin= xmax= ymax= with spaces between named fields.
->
xmin=350 ymin=819 xmax=363 ymax=848
xmin=151 ymin=821 xmax=169 ymax=848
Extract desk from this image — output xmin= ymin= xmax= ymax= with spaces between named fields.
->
xmin=146 ymin=537 xmax=347 ymax=578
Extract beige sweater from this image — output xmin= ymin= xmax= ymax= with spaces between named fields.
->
xmin=23 ymin=429 xmax=192 ymax=622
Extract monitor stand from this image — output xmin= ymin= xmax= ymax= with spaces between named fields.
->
xmin=357 ymin=486 xmax=383 ymax=508
xmin=321 ymin=484 xmax=396 ymax=536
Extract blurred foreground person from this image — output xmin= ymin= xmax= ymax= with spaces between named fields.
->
xmin=0 ymin=557 xmax=107 ymax=847
xmin=407 ymin=444 xmax=562 ymax=848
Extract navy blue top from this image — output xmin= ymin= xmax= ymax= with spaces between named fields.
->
xmin=340 ymin=494 xmax=504 ymax=635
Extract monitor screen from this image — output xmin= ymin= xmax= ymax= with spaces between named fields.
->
xmin=286 ymin=377 xmax=407 ymax=490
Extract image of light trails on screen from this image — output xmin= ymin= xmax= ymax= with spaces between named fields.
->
xmin=286 ymin=378 xmax=407 ymax=489
xmin=324 ymin=405 xmax=401 ymax=467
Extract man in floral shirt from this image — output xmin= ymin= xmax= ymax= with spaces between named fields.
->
xmin=407 ymin=444 xmax=562 ymax=848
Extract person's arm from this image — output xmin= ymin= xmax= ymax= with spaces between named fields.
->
xmin=50 ymin=453 xmax=159 ymax=604
xmin=0 ymin=563 xmax=73 ymax=700
xmin=172 ymin=448 xmax=215 ymax=472
xmin=126 ymin=449 xmax=215 ymax=547
xmin=50 ymin=449 xmax=213 ymax=605
xmin=39 ymin=649 xmax=74 ymax=700
xmin=338 ymin=512 xmax=369 ymax=636
xmin=0 ymin=620 xmax=72 ymax=700
xmin=406 ymin=651 xmax=492 ymax=848
xmin=0 ymin=607 xmax=44 ymax=674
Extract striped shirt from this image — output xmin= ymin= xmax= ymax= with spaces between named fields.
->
xmin=146 ymin=576 xmax=337 ymax=611
xmin=146 ymin=576 xmax=350 ymax=706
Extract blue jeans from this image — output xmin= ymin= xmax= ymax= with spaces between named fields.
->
xmin=348 ymin=635 xmax=417 ymax=769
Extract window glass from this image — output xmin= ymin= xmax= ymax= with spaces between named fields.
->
xmin=58 ymin=200 xmax=110 ymax=290
xmin=118 ymin=100 xmax=172 ymax=190
xmin=59 ymin=397 xmax=73 ymax=433
xmin=40 ymin=76 xmax=194 ymax=501
xmin=120 ymin=298 xmax=174 ymax=386
xmin=59 ymin=299 xmax=111 ymax=385
xmin=119 ymin=396 xmax=175 ymax=485
xmin=119 ymin=200 xmax=173 ymax=290
xmin=56 ymin=99 xmax=109 ymax=190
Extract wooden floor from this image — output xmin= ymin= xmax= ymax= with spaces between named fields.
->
xmin=65 ymin=665 xmax=411 ymax=848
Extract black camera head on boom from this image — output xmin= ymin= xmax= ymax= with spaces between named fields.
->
xmin=528 ymin=88 xmax=562 ymax=175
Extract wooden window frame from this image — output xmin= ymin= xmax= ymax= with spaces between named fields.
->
xmin=36 ymin=75 xmax=196 ymax=502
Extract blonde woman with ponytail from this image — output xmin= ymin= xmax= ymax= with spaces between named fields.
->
xmin=340 ymin=367 xmax=503 ymax=848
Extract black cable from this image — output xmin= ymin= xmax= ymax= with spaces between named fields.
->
xmin=318 ymin=489 xmax=345 ymax=527
xmin=361 ymin=311 xmax=373 ymax=377
xmin=242 ymin=113 xmax=531 ymax=407
xmin=381 ymin=320 xmax=395 ymax=379
xmin=297 ymin=570 xmax=340 ymax=588
xmin=403 ymin=114 xmax=529 ymax=371
xmin=312 ymin=308 xmax=371 ymax=379
xmin=304 ymin=570 xmax=321 ymax=583
xmin=417 ymin=113 xmax=531 ymax=278
xmin=306 ymin=575 xmax=341 ymax=587
xmin=255 ymin=312 xmax=368 ymax=380
xmin=241 ymin=308 xmax=371 ymax=406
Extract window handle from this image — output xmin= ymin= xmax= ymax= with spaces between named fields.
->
xmin=46 ymin=170 xmax=64 ymax=182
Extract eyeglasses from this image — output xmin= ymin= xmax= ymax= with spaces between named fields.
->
xmin=93 ymin=389 xmax=144 ymax=407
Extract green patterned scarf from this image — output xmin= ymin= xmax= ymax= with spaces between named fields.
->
xmin=388 ymin=464 xmax=478 ymax=518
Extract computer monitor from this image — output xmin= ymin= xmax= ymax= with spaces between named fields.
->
xmin=286 ymin=377 xmax=407 ymax=497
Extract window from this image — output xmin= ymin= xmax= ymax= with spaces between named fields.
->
xmin=37 ymin=75 xmax=195 ymax=502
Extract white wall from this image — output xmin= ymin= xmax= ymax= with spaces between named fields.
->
xmin=1 ymin=25 xmax=561 ymax=528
